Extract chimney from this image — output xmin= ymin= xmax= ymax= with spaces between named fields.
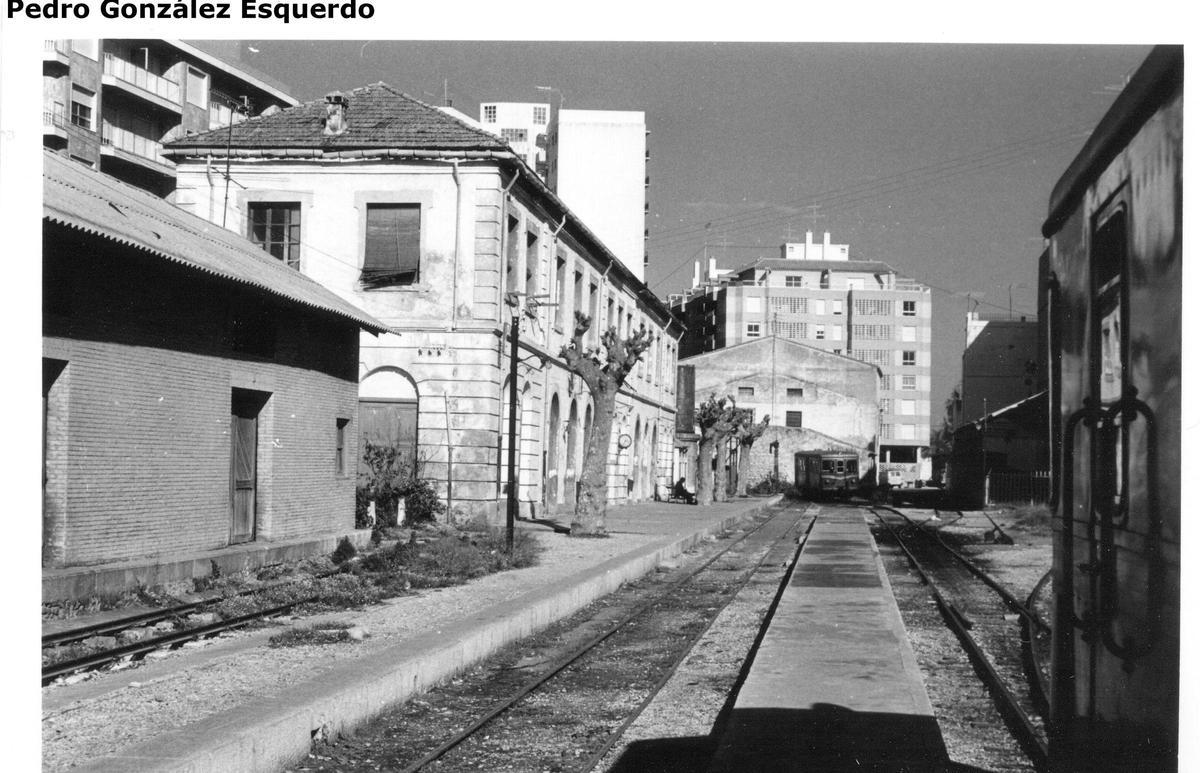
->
xmin=323 ymin=91 xmax=349 ymax=136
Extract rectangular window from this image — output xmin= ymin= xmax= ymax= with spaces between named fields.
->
xmin=588 ymin=284 xmax=598 ymax=345
xmin=881 ymin=374 xmax=893 ymax=391
xmin=829 ymin=325 xmax=842 ymax=341
xmin=902 ymin=326 xmax=917 ymax=342
xmin=483 ymin=105 xmax=497 ymax=122
xmin=880 ymin=398 xmax=893 ymax=414
xmin=900 ymin=399 xmax=915 ymax=416
xmin=505 ymin=215 xmax=520 ymax=293
xmin=902 ymin=375 xmax=917 ymax=390
xmin=186 ymin=66 xmax=208 ymax=109
xmin=533 ymin=106 xmax=548 ymax=124
xmin=363 ymin=203 xmax=420 ymax=286
xmin=814 ymin=299 xmax=826 ymax=315
xmin=902 ymin=300 xmax=917 ymax=316
xmin=248 ymin=203 xmax=301 ymax=270
xmin=881 ymin=423 xmax=893 ymax=439
xmin=814 ymin=325 xmax=825 ymax=340
xmin=335 ymin=418 xmax=349 ymax=474
xmin=525 ymin=229 xmax=539 ymax=304
xmin=833 ymin=348 xmax=842 ymax=354
xmin=746 ymin=322 xmax=761 ymax=338
xmin=738 ymin=386 xmax=755 ymax=398
xmin=853 ymin=298 xmax=894 ymax=316
xmin=785 ymin=275 xmax=804 ymax=288
xmin=786 ymin=387 xmax=804 ymax=399
xmin=785 ymin=411 xmax=803 ymax=428
xmin=572 ymin=270 xmax=584 ymax=324
xmin=70 ymin=86 xmax=94 ymax=130
xmin=501 ymin=128 xmax=529 ymax=143
xmin=897 ymin=424 xmax=915 ymax=440
xmin=832 ymin=299 xmax=843 ymax=315
xmin=555 ymin=256 xmax=568 ymax=328
xmin=902 ymin=350 xmax=917 ymax=366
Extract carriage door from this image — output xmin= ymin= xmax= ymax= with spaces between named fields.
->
xmin=230 ymin=389 xmax=268 ymax=544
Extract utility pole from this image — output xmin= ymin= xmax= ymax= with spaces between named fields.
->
xmin=505 ymin=295 xmax=520 ymax=555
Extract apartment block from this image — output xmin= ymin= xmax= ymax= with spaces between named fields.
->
xmin=673 ymin=231 xmax=932 ymax=483
xmin=42 ymin=39 xmax=297 ymax=197
xmin=477 ymin=100 xmax=551 ymax=173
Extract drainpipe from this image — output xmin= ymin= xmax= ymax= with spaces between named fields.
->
xmin=205 ymin=156 xmax=217 ymax=223
xmin=448 ymin=160 xmax=464 ymax=332
xmin=444 ymin=395 xmax=454 ymax=519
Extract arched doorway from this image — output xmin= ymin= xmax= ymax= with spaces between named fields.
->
xmin=545 ymin=395 xmax=561 ymax=505
xmin=565 ymin=399 xmax=579 ymax=506
xmin=359 ymin=367 xmax=419 ymax=473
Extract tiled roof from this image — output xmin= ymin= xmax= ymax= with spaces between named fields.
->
xmin=43 ymin=150 xmax=390 ymax=334
xmin=164 ymin=82 xmax=509 ymax=153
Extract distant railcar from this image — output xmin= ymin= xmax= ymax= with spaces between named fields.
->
xmin=794 ymin=451 xmax=859 ymax=498
xmin=1041 ymin=45 xmax=1181 ymax=772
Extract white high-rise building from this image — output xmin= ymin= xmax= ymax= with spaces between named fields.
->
xmin=550 ymin=109 xmax=648 ymax=282
xmin=477 ymin=101 xmax=551 ymax=172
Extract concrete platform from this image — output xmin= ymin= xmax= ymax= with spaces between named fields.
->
xmin=53 ymin=496 xmax=781 ymax=773
xmin=709 ymin=505 xmax=947 ymax=772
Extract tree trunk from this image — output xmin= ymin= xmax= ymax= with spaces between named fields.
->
xmin=715 ymin=438 xmax=730 ymax=503
xmin=572 ymin=386 xmax=615 ymax=536
xmin=696 ymin=435 xmax=715 ymax=506
xmin=736 ymin=441 xmax=753 ymax=496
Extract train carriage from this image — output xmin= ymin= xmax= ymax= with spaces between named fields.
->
xmin=794 ymin=451 xmax=859 ymax=498
xmin=1041 ymin=45 xmax=1181 ymax=772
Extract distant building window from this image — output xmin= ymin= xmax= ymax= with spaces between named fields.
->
xmin=902 ymin=300 xmax=917 ymax=316
xmin=900 ymin=399 xmax=916 ymax=416
xmin=902 ymin=326 xmax=917 ymax=342
xmin=738 ymin=386 xmax=755 ymax=398
xmin=248 ymin=203 xmax=301 ymax=270
xmin=880 ymin=398 xmax=892 ymax=413
xmin=483 ymin=105 xmax=497 ymax=122
xmin=902 ymin=350 xmax=917 ymax=366
xmin=785 ymin=411 xmax=803 ymax=428
xmin=335 ymin=418 xmax=349 ymax=474
xmin=786 ymin=387 xmax=804 ymax=399
xmin=833 ymin=348 xmax=842 ymax=354
xmin=186 ymin=66 xmax=209 ymax=109
xmin=832 ymin=299 xmax=843 ymax=315
xmin=746 ymin=322 xmax=761 ymax=337
xmin=785 ymin=275 xmax=804 ymax=288
xmin=501 ymin=128 xmax=528 ymax=143
xmin=897 ymin=423 xmax=916 ymax=440
xmin=813 ymin=299 xmax=826 ymax=315
xmin=881 ymin=423 xmax=893 ymax=439
xmin=555 ymin=256 xmax=568 ymax=328
xmin=851 ymin=348 xmax=890 ymax=366
xmin=881 ymin=374 xmax=893 ymax=391
xmin=70 ymin=86 xmax=94 ymax=130
xmin=820 ymin=270 xmax=830 ymax=289
xmin=363 ymin=203 xmax=421 ymax=287
xmin=814 ymin=325 xmax=826 ymax=340
xmin=771 ymin=297 xmax=807 ymax=314
xmin=533 ymin=106 xmax=548 ymax=124
xmin=902 ymin=375 xmax=917 ymax=390
xmin=854 ymin=298 xmax=894 ymax=316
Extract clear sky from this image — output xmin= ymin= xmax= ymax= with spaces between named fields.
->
xmin=209 ymin=40 xmax=1152 ymax=419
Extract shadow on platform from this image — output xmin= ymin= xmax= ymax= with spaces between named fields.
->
xmin=608 ymin=704 xmax=999 ymax=773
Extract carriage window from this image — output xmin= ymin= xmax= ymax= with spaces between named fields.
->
xmin=1093 ymin=205 xmax=1127 ymax=404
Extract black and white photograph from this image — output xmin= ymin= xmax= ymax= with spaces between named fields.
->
xmin=4 ymin=8 xmax=1190 ymax=772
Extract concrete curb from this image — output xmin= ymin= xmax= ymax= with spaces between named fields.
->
xmin=74 ymin=497 xmax=780 ymax=773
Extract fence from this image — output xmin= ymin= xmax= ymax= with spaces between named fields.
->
xmin=985 ymin=470 xmax=1050 ymax=505
xmin=103 ymin=53 xmax=181 ymax=104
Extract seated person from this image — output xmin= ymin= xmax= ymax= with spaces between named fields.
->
xmin=672 ymin=477 xmax=696 ymax=504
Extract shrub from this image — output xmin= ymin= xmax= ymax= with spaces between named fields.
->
xmin=332 ymin=537 xmax=357 ymax=565
xmin=747 ymin=473 xmax=789 ymax=495
xmin=357 ymin=443 xmax=447 ymax=527
xmin=403 ymin=478 xmax=447 ymax=524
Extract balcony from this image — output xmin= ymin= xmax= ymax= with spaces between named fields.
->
xmin=43 ymin=40 xmax=70 ymax=66
xmin=100 ymin=121 xmax=174 ymax=175
xmin=102 ymin=53 xmax=181 ymax=112
xmin=43 ymin=103 xmax=68 ymax=146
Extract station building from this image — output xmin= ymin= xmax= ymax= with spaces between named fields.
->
xmin=165 ymin=84 xmax=682 ymax=523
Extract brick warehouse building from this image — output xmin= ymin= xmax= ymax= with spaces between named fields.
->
xmin=42 ymin=151 xmax=389 ymax=599
xmin=164 ymin=85 xmax=682 ymax=522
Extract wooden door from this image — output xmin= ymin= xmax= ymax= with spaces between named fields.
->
xmin=358 ymin=400 xmax=418 ymax=473
xmin=230 ymin=392 xmax=260 ymax=543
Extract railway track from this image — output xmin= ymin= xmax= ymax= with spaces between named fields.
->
xmin=871 ymin=505 xmax=1050 ymax=771
xmin=290 ymin=503 xmax=813 ymax=773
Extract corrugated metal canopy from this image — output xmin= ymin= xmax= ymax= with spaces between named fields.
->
xmin=43 ymin=150 xmax=390 ymax=335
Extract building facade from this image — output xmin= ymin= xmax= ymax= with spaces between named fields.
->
xmin=477 ymin=100 xmax=551 ymax=173
xmin=673 ymin=232 xmax=932 ymax=484
xmin=42 ymin=39 xmax=297 ymax=197
xmin=166 ymin=84 xmax=682 ymax=523
xmin=42 ymin=151 xmax=388 ymax=593
xmin=680 ymin=337 xmax=879 ymax=488
xmin=959 ymin=312 xmax=1040 ymax=424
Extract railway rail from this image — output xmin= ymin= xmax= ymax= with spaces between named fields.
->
xmin=292 ymin=503 xmax=813 ymax=773
xmin=871 ymin=505 xmax=1050 ymax=770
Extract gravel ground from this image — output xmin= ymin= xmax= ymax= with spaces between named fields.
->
xmin=41 ymin=527 xmax=654 ymax=773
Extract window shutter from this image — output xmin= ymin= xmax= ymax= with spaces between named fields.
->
xmin=364 ymin=204 xmax=420 ymax=284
